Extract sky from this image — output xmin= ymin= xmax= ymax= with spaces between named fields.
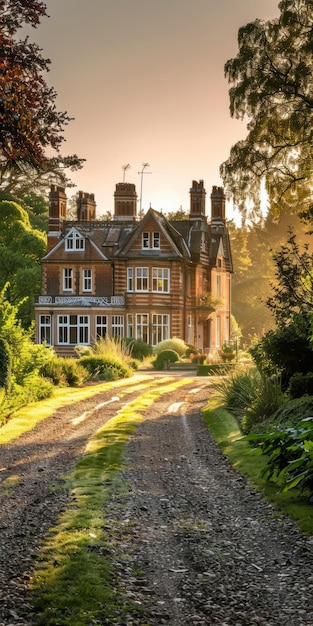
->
xmin=27 ymin=0 xmax=280 ymax=220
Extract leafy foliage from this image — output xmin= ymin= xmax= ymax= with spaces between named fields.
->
xmin=153 ymin=337 xmax=187 ymax=357
xmin=153 ymin=349 xmax=180 ymax=370
xmin=0 ymin=0 xmax=84 ymax=198
xmin=221 ymin=0 xmax=313 ymax=219
xmin=248 ymin=418 xmax=313 ymax=500
xmin=0 ymin=200 xmax=46 ymax=327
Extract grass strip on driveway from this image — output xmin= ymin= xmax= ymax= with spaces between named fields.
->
xmin=202 ymin=401 xmax=313 ymax=536
xmin=30 ymin=378 xmax=193 ymax=626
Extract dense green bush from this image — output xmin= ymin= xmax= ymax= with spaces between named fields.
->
xmin=79 ymin=356 xmax=132 ymax=380
xmin=288 ymin=372 xmax=313 ymax=399
xmin=123 ymin=338 xmax=153 ymax=360
xmin=250 ymin=396 xmax=313 ymax=434
xmin=248 ymin=418 xmax=313 ymax=501
xmin=211 ymin=367 xmax=286 ymax=434
xmin=40 ymin=357 xmax=87 ymax=387
xmin=250 ymin=314 xmax=313 ymax=389
xmin=152 ymin=349 xmax=179 ymax=370
xmin=0 ymin=338 xmax=11 ymax=393
xmin=153 ymin=337 xmax=187 ymax=357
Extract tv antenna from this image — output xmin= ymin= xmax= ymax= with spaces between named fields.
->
xmin=138 ymin=162 xmax=152 ymax=215
xmin=122 ymin=164 xmax=131 ymax=182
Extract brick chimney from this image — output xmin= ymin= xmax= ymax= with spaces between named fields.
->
xmin=210 ymin=186 xmax=225 ymax=222
xmin=189 ymin=180 xmax=206 ymax=218
xmin=76 ymin=191 xmax=96 ymax=221
xmin=47 ymin=185 xmax=67 ymax=251
xmin=114 ymin=182 xmax=137 ymax=220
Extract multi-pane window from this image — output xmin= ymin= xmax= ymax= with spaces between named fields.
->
xmin=96 ymin=315 xmax=108 ymax=339
xmin=127 ymin=267 xmax=133 ymax=291
xmin=152 ymin=314 xmax=169 ymax=345
xmin=112 ymin=315 xmax=124 ymax=337
xmin=58 ymin=315 xmax=89 ymax=344
xmin=66 ymin=231 xmax=85 ymax=251
xmin=82 ymin=268 xmax=92 ymax=292
xmin=142 ymin=232 xmax=150 ymax=248
xmin=127 ymin=314 xmax=134 ymax=337
xmin=153 ymin=232 xmax=160 ymax=248
xmin=63 ymin=268 xmax=73 ymax=291
xmin=136 ymin=313 xmax=149 ymax=343
xmin=152 ymin=268 xmax=169 ymax=292
xmin=136 ymin=267 xmax=148 ymax=291
xmin=39 ymin=314 xmax=51 ymax=345
xmin=141 ymin=232 xmax=160 ymax=249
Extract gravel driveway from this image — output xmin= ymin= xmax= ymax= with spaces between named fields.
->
xmin=0 ymin=373 xmax=313 ymax=626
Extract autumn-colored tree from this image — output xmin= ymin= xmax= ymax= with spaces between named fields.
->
xmin=0 ymin=0 xmax=84 ymax=198
xmin=221 ymin=0 xmax=313 ymax=220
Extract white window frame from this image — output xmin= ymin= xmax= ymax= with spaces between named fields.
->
xmin=152 ymin=314 xmax=169 ymax=345
xmin=39 ymin=314 xmax=51 ymax=345
xmin=65 ymin=231 xmax=85 ymax=251
xmin=63 ymin=268 xmax=73 ymax=292
xmin=141 ymin=232 xmax=160 ymax=249
xmin=82 ymin=268 xmax=92 ymax=292
xmin=127 ymin=267 xmax=133 ymax=291
xmin=152 ymin=267 xmax=169 ymax=292
xmin=112 ymin=315 xmax=124 ymax=338
xmin=136 ymin=267 xmax=148 ymax=291
xmin=96 ymin=315 xmax=108 ymax=339
xmin=136 ymin=313 xmax=149 ymax=343
xmin=127 ymin=313 xmax=134 ymax=337
xmin=142 ymin=232 xmax=150 ymax=248
xmin=58 ymin=314 xmax=90 ymax=345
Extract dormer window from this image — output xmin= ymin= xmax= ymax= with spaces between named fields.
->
xmin=142 ymin=232 xmax=160 ymax=249
xmin=66 ymin=229 xmax=85 ymax=251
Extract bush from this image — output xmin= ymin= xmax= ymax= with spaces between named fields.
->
xmin=288 ymin=372 xmax=313 ymax=399
xmin=40 ymin=357 xmax=88 ymax=387
xmin=123 ymin=338 xmax=153 ymax=360
xmin=250 ymin=396 xmax=313 ymax=434
xmin=79 ymin=356 xmax=132 ymax=380
xmin=152 ymin=349 xmax=179 ymax=370
xmin=0 ymin=338 xmax=11 ymax=393
xmin=153 ymin=337 xmax=187 ymax=357
xmin=248 ymin=418 xmax=313 ymax=500
xmin=210 ymin=367 xmax=286 ymax=434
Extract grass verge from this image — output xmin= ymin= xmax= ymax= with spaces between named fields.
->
xmin=30 ymin=378 xmax=193 ymax=626
xmin=202 ymin=400 xmax=313 ymax=535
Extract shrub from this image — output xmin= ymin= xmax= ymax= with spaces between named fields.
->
xmin=248 ymin=418 xmax=313 ymax=500
xmin=211 ymin=368 xmax=286 ymax=434
xmin=0 ymin=338 xmax=11 ymax=393
xmin=153 ymin=337 xmax=187 ymax=357
xmin=152 ymin=349 xmax=179 ymax=370
xmin=250 ymin=396 xmax=313 ymax=434
xmin=123 ymin=338 xmax=153 ymax=360
xmin=288 ymin=372 xmax=313 ymax=399
xmin=79 ymin=356 xmax=132 ymax=380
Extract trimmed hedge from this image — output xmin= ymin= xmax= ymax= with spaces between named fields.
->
xmin=197 ymin=363 xmax=234 ymax=376
xmin=153 ymin=349 xmax=180 ymax=370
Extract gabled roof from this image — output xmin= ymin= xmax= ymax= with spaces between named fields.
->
xmin=117 ymin=208 xmax=191 ymax=259
xmin=43 ymin=227 xmax=108 ymax=262
xmin=208 ymin=223 xmax=233 ymax=272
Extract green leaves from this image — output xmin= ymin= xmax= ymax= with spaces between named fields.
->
xmin=249 ymin=417 xmax=313 ymax=500
xmin=221 ymin=0 xmax=313 ymax=218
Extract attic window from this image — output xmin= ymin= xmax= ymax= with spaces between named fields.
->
xmin=66 ymin=231 xmax=85 ymax=251
xmin=142 ymin=232 xmax=160 ymax=249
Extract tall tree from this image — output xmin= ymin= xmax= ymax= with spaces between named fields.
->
xmin=0 ymin=0 xmax=84 ymax=198
xmin=221 ymin=0 xmax=313 ymax=221
xmin=0 ymin=199 xmax=46 ymax=327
